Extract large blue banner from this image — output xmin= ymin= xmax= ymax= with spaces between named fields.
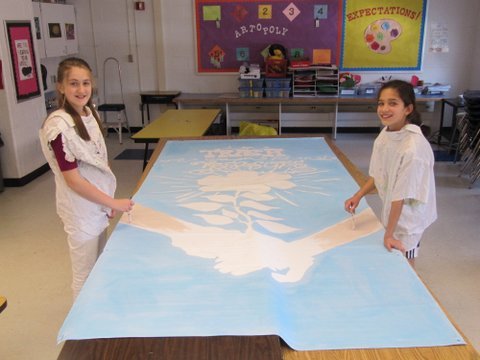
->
xmin=58 ymin=137 xmax=463 ymax=350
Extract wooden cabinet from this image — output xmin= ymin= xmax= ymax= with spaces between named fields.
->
xmin=34 ymin=2 xmax=78 ymax=58
xmin=175 ymin=93 xmax=440 ymax=138
xmin=291 ymin=65 xmax=339 ymax=97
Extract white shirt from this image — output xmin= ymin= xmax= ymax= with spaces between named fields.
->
xmin=369 ymin=124 xmax=437 ymax=238
xmin=39 ymin=108 xmax=116 ymax=239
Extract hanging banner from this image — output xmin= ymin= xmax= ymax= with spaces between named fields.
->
xmin=340 ymin=0 xmax=427 ymax=71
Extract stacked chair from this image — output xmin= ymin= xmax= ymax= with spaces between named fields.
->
xmin=457 ymin=91 xmax=480 ymax=187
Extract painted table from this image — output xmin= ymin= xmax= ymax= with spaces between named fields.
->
xmin=131 ymin=108 xmax=221 ymax=168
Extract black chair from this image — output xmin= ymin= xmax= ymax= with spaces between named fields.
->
xmin=457 ymin=91 xmax=480 ymax=187
xmin=97 ymin=57 xmax=130 ymax=143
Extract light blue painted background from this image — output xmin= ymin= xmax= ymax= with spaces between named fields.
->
xmin=58 ymin=138 xmax=463 ymax=350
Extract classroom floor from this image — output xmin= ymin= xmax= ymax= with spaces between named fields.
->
xmin=0 ymin=132 xmax=479 ymax=359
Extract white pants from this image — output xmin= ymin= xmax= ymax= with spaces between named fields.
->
xmin=67 ymin=229 xmax=107 ymax=300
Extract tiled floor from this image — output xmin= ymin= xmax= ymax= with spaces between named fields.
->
xmin=0 ymin=133 xmax=479 ymax=359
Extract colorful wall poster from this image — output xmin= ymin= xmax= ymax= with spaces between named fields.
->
xmin=6 ymin=21 xmax=41 ymax=101
xmin=340 ymin=0 xmax=427 ymax=71
xmin=195 ymin=0 xmax=342 ymax=73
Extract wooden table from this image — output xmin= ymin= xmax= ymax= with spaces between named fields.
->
xmin=131 ymin=108 xmax=221 ymax=169
xmin=58 ymin=136 xmax=479 ymax=360
xmin=140 ymin=91 xmax=181 ymax=126
xmin=174 ymin=93 xmax=444 ymax=138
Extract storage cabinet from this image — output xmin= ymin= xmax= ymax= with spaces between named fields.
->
xmin=32 ymin=2 xmax=46 ymax=59
xmin=36 ymin=2 xmax=78 ymax=58
xmin=291 ymin=65 xmax=339 ymax=97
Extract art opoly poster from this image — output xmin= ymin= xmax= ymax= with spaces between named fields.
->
xmin=194 ymin=0 xmax=341 ymax=73
xmin=340 ymin=0 xmax=427 ymax=71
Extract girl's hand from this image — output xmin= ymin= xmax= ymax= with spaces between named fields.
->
xmin=112 ymin=198 xmax=135 ymax=213
xmin=344 ymin=196 xmax=360 ymax=214
xmin=107 ymin=209 xmax=117 ymax=219
xmin=384 ymin=235 xmax=405 ymax=253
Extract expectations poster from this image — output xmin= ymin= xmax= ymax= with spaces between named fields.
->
xmin=340 ymin=0 xmax=427 ymax=71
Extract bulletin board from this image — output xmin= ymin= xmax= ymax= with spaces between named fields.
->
xmin=194 ymin=0 xmax=342 ymax=73
xmin=340 ymin=0 xmax=427 ymax=71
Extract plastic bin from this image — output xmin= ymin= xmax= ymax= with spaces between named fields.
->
xmin=265 ymin=87 xmax=290 ymax=98
xmin=238 ymin=78 xmax=264 ymax=88
xmin=265 ymin=59 xmax=288 ymax=77
xmin=238 ymin=87 xmax=264 ymax=98
xmin=358 ymin=83 xmax=380 ymax=96
xmin=265 ymin=78 xmax=291 ymax=88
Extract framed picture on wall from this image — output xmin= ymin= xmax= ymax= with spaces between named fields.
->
xmin=65 ymin=23 xmax=75 ymax=40
xmin=48 ymin=23 xmax=62 ymax=38
xmin=5 ymin=21 xmax=41 ymax=101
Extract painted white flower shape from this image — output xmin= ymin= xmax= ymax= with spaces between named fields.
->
xmin=180 ymin=171 xmax=298 ymax=233
xmin=198 ymin=170 xmax=295 ymax=193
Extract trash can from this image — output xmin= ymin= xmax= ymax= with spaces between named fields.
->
xmin=0 ymin=132 xmax=4 ymax=192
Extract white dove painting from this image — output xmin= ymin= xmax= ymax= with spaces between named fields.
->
xmin=58 ymin=137 xmax=463 ymax=351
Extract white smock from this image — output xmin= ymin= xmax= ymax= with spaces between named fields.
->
xmin=39 ymin=108 xmax=116 ymax=240
xmin=369 ymin=124 xmax=437 ymax=250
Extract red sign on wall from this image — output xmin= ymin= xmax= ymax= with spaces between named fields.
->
xmin=6 ymin=21 xmax=41 ymax=101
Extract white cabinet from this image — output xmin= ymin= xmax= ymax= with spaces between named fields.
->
xmin=37 ymin=3 xmax=78 ymax=58
xmin=32 ymin=2 xmax=46 ymax=59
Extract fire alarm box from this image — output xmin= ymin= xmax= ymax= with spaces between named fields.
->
xmin=135 ymin=1 xmax=145 ymax=11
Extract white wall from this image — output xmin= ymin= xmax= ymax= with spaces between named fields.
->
xmin=422 ymin=0 xmax=480 ymax=95
xmin=0 ymin=0 xmax=479 ymax=182
xmin=469 ymin=15 xmax=480 ymax=89
xmin=159 ymin=0 xmax=238 ymax=92
xmin=158 ymin=0 xmax=480 ymax=95
xmin=0 ymin=0 xmax=47 ymax=180
xmin=69 ymin=0 xmax=158 ymax=127
xmin=0 ymin=0 xmax=159 ymax=182
xmin=40 ymin=0 xmax=159 ymax=125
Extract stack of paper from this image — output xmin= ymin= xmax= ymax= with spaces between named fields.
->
xmin=422 ymin=83 xmax=451 ymax=95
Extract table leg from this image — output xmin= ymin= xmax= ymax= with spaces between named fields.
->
xmin=438 ymin=100 xmax=446 ymax=145
xmin=278 ymin=103 xmax=282 ymax=135
xmin=143 ymin=143 xmax=150 ymax=170
xmin=226 ymin=103 xmax=231 ymax=135
xmin=333 ymin=102 xmax=338 ymax=140
xmin=448 ymin=109 xmax=456 ymax=151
